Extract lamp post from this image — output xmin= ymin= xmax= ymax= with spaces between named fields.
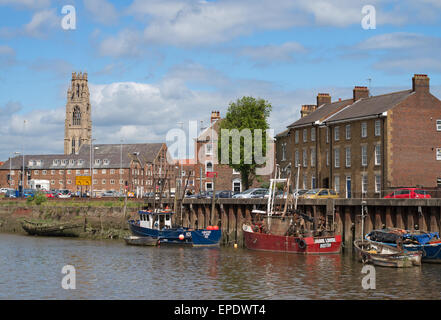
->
xmin=90 ymin=138 xmax=96 ymax=198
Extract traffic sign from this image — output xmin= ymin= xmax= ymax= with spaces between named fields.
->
xmin=76 ymin=176 xmax=91 ymax=186
xmin=206 ymin=172 xmax=218 ymax=178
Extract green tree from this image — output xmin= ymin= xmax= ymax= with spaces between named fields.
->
xmin=218 ymin=96 xmax=272 ymax=190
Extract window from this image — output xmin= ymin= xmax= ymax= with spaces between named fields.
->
xmin=93 ymin=169 xmax=98 ymax=174
xmin=295 ymin=130 xmax=299 ymax=144
xmin=59 ymin=170 xmax=64 ymax=174
xmin=334 ymin=126 xmax=340 ymax=141
xmin=102 ymin=169 xmax=106 ymax=174
xmin=311 ymin=127 xmax=316 ymax=141
xmin=361 ymin=122 xmax=367 ymax=138
xmin=437 ymin=148 xmax=441 ymax=161
xmin=59 ymin=180 xmax=63 ymax=185
xmin=78 ymin=159 xmax=84 ymax=166
xmin=361 ymin=145 xmax=367 ymax=166
xmin=53 ymin=159 xmax=59 ymax=166
xmin=76 ymin=170 xmax=81 ymax=174
xmin=311 ymin=175 xmax=316 ymax=189
xmin=326 ymin=150 xmax=329 ymax=167
xmin=334 ymin=176 xmax=340 ymax=193
xmin=310 ymin=148 xmax=316 ymax=167
xmin=375 ymin=175 xmax=381 ymax=194
xmin=303 ymin=129 xmax=307 ymax=142
xmin=61 ymin=160 xmax=67 ymax=166
xmin=232 ymin=169 xmax=240 ymax=174
xmin=102 ymin=179 xmax=106 ymax=185
xmin=206 ymin=182 xmax=213 ymax=191
xmin=375 ymin=120 xmax=381 ymax=136
xmin=71 ymin=139 xmax=75 ymax=154
xmin=334 ymin=148 xmax=340 ymax=168
xmin=295 ymin=150 xmax=299 ymax=167
xmin=84 ymin=169 xmax=89 ymax=174
xmin=281 ymin=142 xmax=286 ymax=161
xmin=67 ymin=180 xmax=72 ymax=185
xmin=345 ymin=147 xmax=351 ymax=167
xmin=35 ymin=170 xmax=39 ymax=175
xmin=303 ymin=149 xmax=307 ymax=167
xmin=42 ymin=170 xmax=47 ymax=175
xmin=362 ymin=175 xmax=368 ymax=194
xmin=303 ymin=174 xmax=307 ymax=189
xmin=206 ymin=162 xmax=213 ymax=173
xmin=93 ymin=179 xmax=97 ymax=184
xmin=95 ymin=159 xmax=101 ymax=165
xmin=436 ymin=120 xmax=441 ymax=131
xmin=346 ymin=125 xmax=351 ymax=140
xmin=326 ymin=127 xmax=329 ymax=143
xmin=73 ymin=106 xmax=81 ymax=125
xmin=119 ymin=179 xmax=124 ymax=185
xmin=51 ymin=180 xmax=55 ymax=185
xmin=69 ymin=159 xmax=75 ymax=165
xmin=110 ymin=169 xmax=115 ymax=174
xmin=51 ymin=170 xmax=55 ymax=175
xmin=206 ymin=143 xmax=213 ymax=155
xmin=375 ymin=145 xmax=381 ymax=165
xmin=119 ymin=169 xmax=124 ymax=174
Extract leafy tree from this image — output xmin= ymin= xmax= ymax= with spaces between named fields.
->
xmin=218 ymin=96 xmax=272 ymax=190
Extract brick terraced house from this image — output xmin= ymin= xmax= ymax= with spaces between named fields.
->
xmin=276 ymin=74 xmax=441 ymax=198
xmin=0 ymin=143 xmax=173 ymax=196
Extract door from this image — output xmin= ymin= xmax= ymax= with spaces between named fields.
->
xmin=346 ymin=176 xmax=351 ymax=199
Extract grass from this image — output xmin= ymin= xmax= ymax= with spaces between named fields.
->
xmin=0 ymin=198 xmax=144 ymax=208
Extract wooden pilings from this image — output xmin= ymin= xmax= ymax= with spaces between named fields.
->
xmin=155 ymin=198 xmax=441 ymax=248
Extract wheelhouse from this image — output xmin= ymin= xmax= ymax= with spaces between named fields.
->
xmin=138 ymin=210 xmax=173 ymax=230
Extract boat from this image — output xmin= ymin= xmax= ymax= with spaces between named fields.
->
xmin=242 ymin=165 xmax=342 ymax=254
xmin=365 ymin=228 xmax=441 ymax=263
xmin=124 ymin=235 xmax=158 ymax=246
xmin=21 ymin=219 xmax=82 ymax=237
xmin=354 ymin=239 xmax=422 ymax=268
xmin=128 ymin=209 xmax=222 ymax=247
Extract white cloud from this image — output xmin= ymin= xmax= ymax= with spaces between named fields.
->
xmin=0 ymin=0 xmax=51 ymax=10
xmin=98 ymin=29 xmax=144 ymax=58
xmin=23 ymin=8 xmax=59 ymax=38
xmin=83 ymin=0 xmax=119 ymax=25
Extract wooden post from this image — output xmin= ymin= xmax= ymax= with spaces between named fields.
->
xmin=210 ymin=175 xmax=216 ymax=226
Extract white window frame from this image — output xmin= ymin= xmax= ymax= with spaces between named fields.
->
xmin=345 ymin=124 xmax=351 ymax=140
xmin=303 ymin=149 xmax=308 ymax=167
xmin=345 ymin=147 xmax=351 ymax=168
xmin=311 ymin=127 xmax=316 ymax=142
xmin=361 ymin=145 xmax=368 ymax=166
xmin=295 ymin=150 xmax=299 ymax=167
xmin=295 ymin=130 xmax=299 ymax=144
xmin=361 ymin=122 xmax=367 ymax=138
xmin=375 ymin=144 xmax=381 ymax=165
xmin=205 ymin=143 xmax=213 ymax=155
xmin=334 ymin=175 xmax=340 ymax=193
xmin=375 ymin=175 xmax=381 ymax=194
xmin=303 ymin=129 xmax=307 ymax=142
xmin=310 ymin=147 xmax=316 ymax=167
xmin=334 ymin=126 xmax=340 ymax=141
xmin=362 ymin=174 xmax=368 ymax=195
xmin=375 ymin=120 xmax=381 ymax=136
xmin=334 ymin=148 xmax=340 ymax=168
xmin=437 ymin=148 xmax=441 ymax=161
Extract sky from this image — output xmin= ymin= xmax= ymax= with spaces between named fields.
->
xmin=1 ymin=0 xmax=441 ymax=161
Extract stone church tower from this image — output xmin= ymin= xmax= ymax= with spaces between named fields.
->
xmin=64 ymin=72 xmax=92 ymax=154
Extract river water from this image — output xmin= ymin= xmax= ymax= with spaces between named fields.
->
xmin=0 ymin=233 xmax=440 ymax=300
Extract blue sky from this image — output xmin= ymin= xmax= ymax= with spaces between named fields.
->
xmin=1 ymin=0 xmax=441 ymax=160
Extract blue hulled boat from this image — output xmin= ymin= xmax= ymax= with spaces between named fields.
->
xmin=128 ymin=210 xmax=221 ymax=246
xmin=365 ymin=229 xmax=441 ymax=263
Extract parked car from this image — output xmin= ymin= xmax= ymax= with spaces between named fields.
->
xmin=293 ymin=189 xmax=309 ymax=198
xmin=215 ymin=190 xmax=235 ymax=198
xmin=57 ymin=189 xmax=71 ymax=198
xmin=23 ymin=189 xmax=36 ymax=198
xmin=384 ymin=188 xmax=431 ymax=199
xmin=186 ymin=192 xmax=209 ymax=199
xmin=0 ymin=188 xmax=14 ymax=194
xmin=232 ymin=188 xmax=268 ymax=199
xmin=300 ymin=188 xmax=339 ymax=199
xmin=5 ymin=189 xmax=17 ymax=198
xmin=102 ymin=190 xmax=118 ymax=197
xmin=44 ymin=191 xmax=55 ymax=198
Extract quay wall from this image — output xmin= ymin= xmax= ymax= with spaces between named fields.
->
xmin=1 ymin=198 xmax=440 ymax=247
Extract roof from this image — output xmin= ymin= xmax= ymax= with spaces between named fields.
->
xmin=0 ymin=143 xmax=164 ymax=170
xmin=275 ymin=129 xmax=290 ymax=138
xmin=287 ymin=98 xmax=353 ymax=128
xmin=325 ymin=90 xmax=413 ymax=123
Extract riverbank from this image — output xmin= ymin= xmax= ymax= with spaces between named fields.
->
xmin=0 ymin=201 xmax=141 ymax=240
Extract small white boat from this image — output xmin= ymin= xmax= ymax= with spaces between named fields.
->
xmin=124 ymin=235 xmax=158 ymax=246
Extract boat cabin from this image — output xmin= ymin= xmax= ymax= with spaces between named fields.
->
xmin=138 ymin=210 xmax=173 ymax=230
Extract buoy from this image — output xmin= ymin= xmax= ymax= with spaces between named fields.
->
xmin=212 ymin=226 xmax=219 ymax=230
xmin=234 ymin=243 xmax=238 ymax=249
xmin=207 ymin=226 xmax=213 ymax=230
xmin=179 ymin=234 xmax=185 ymax=240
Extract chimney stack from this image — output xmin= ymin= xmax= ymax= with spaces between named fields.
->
xmin=210 ymin=110 xmax=220 ymax=123
xmin=300 ymin=105 xmax=317 ymax=118
xmin=317 ymin=93 xmax=331 ymax=107
xmin=353 ymin=86 xmax=369 ymax=102
xmin=412 ymin=74 xmax=430 ymax=93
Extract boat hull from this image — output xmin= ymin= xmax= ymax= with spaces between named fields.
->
xmin=128 ymin=220 xmax=221 ymax=246
xmin=243 ymin=229 xmax=342 ymax=254
xmin=21 ymin=221 xmax=82 ymax=237
xmin=124 ymin=236 xmax=158 ymax=246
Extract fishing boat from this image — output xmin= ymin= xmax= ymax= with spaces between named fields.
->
xmin=128 ymin=209 xmax=221 ymax=247
xmin=124 ymin=235 xmax=158 ymax=246
xmin=354 ymin=239 xmax=422 ymax=268
xmin=365 ymin=228 xmax=441 ymax=263
xmin=21 ymin=219 xmax=82 ymax=237
xmin=242 ymin=165 xmax=342 ymax=254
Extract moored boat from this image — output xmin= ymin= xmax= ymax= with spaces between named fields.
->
xmin=124 ymin=235 xmax=158 ymax=246
xmin=21 ymin=219 xmax=82 ymax=237
xmin=354 ymin=239 xmax=422 ymax=268
xmin=128 ymin=210 xmax=221 ymax=247
xmin=366 ymin=229 xmax=441 ymax=263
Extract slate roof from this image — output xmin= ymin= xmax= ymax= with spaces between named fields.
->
xmin=324 ymin=90 xmax=414 ymax=123
xmin=0 ymin=143 xmax=164 ymax=170
xmin=287 ymin=98 xmax=353 ymax=128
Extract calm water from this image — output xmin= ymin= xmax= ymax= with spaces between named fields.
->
xmin=0 ymin=233 xmax=440 ymax=300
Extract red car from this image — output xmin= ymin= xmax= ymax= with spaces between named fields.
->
xmin=45 ymin=191 xmax=55 ymax=198
xmin=384 ymin=188 xmax=431 ymax=199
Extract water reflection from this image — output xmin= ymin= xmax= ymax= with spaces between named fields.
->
xmin=0 ymin=234 xmax=440 ymax=300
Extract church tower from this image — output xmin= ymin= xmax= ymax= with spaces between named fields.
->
xmin=64 ymin=71 xmax=92 ymax=154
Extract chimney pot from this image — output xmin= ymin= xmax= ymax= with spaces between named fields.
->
xmin=412 ymin=74 xmax=430 ymax=93
xmin=316 ymin=93 xmax=331 ymax=107
xmin=353 ymin=86 xmax=369 ymax=101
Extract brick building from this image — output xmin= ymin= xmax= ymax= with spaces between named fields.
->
xmin=0 ymin=143 xmax=173 ymax=196
xmin=276 ymin=74 xmax=441 ymax=198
